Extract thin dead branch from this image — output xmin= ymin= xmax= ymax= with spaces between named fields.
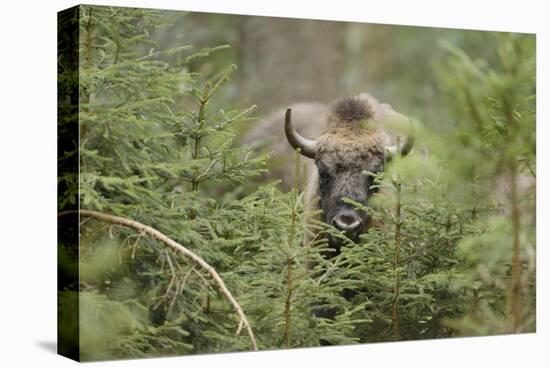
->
xmin=58 ymin=209 xmax=258 ymax=351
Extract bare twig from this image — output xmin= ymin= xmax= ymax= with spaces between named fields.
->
xmin=153 ymin=251 xmax=178 ymax=311
xmin=131 ymin=232 xmax=144 ymax=259
xmin=58 ymin=209 xmax=258 ymax=350
xmin=168 ymin=265 xmax=196 ymax=315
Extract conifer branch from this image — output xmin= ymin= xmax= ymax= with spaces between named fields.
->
xmin=214 ymin=104 xmax=257 ymax=131
xmin=58 ymin=209 xmax=259 ymax=350
xmin=203 ymin=64 xmax=236 ymax=102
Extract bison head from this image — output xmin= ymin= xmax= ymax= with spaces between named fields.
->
xmin=284 ymin=96 xmax=414 ymax=248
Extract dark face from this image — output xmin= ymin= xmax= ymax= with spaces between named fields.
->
xmin=316 ymin=154 xmax=384 ymax=248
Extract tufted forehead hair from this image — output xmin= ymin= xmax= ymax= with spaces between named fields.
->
xmin=326 ymin=96 xmax=373 ymax=125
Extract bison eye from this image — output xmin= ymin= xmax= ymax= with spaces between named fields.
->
xmin=318 ymin=169 xmax=331 ymax=186
xmin=317 ymin=161 xmax=330 ymax=176
xmin=317 ymin=163 xmax=332 ymax=188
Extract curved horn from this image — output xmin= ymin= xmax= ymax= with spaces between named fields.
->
xmin=284 ymin=108 xmax=317 ymax=159
xmin=385 ymin=121 xmax=415 ymax=160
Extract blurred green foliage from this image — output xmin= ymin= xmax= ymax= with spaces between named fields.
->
xmin=58 ymin=5 xmax=535 ymax=361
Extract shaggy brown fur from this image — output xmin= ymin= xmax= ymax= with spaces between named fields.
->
xmin=316 ymin=97 xmax=389 ymax=180
xmin=310 ymin=97 xmax=390 ymax=249
xmin=316 ymin=126 xmax=387 ymax=166
xmin=242 ymin=93 xmax=410 ymax=251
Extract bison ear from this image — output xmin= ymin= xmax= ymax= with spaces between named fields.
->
xmin=284 ymin=108 xmax=317 ymax=159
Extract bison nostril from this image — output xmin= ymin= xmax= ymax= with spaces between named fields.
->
xmin=332 ymin=212 xmax=362 ymax=232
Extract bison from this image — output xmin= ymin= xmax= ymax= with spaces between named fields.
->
xmin=243 ymin=93 xmax=414 ymax=251
xmin=285 ymin=94 xmax=414 ymax=249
